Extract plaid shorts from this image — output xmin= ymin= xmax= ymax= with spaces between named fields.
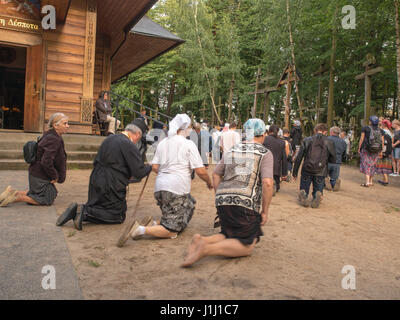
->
xmin=154 ymin=191 xmax=196 ymax=233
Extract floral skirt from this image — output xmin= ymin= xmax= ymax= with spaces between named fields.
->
xmin=376 ymin=156 xmax=392 ymax=175
xmin=359 ymin=149 xmax=379 ymax=176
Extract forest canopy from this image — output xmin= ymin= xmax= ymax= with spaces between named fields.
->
xmin=112 ymin=0 xmax=400 ymax=134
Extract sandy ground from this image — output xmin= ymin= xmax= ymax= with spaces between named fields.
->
xmin=53 ymin=165 xmax=400 ymax=300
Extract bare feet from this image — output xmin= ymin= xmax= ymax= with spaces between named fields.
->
xmin=181 ymin=235 xmax=206 ymax=267
xmin=183 ymin=234 xmax=201 ymax=259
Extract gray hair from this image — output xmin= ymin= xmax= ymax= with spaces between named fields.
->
xmin=330 ymin=126 xmax=341 ymax=136
xmin=48 ymin=113 xmax=68 ymax=128
xmin=125 ymin=124 xmax=142 ymax=135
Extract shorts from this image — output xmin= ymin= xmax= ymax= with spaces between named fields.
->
xmin=154 ymin=191 xmax=196 ymax=233
xmin=217 ymin=205 xmax=263 ymax=245
xmin=393 ymin=148 xmax=400 ymax=159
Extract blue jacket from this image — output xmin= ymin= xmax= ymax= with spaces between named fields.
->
xmin=327 ymin=135 xmax=347 ymax=164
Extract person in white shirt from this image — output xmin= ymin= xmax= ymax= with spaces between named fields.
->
xmin=125 ymin=114 xmax=213 ymax=242
xmin=220 ymin=122 xmax=241 ymax=154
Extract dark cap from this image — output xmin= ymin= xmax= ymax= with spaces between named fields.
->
xmin=131 ymin=118 xmax=148 ymax=134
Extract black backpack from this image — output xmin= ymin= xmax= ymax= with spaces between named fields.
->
xmin=366 ymin=126 xmax=382 ymax=153
xmin=23 ymin=136 xmax=42 ymax=164
xmin=303 ymin=135 xmax=328 ymax=174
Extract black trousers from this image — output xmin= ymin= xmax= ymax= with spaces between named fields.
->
xmin=274 ymin=175 xmax=281 ymax=192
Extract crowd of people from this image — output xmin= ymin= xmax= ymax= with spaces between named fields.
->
xmin=1 ymin=109 xmax=399 ymax=267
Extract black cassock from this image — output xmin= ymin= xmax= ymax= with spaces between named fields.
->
xmin=83 ymin=134 xmax=151 ymax=224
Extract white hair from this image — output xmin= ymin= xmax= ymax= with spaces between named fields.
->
xmin=125 ymin=124 xmax=142 ymax=135
xmin=48 ymin=113 xmax=68 ymax=128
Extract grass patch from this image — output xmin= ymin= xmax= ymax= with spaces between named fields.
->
xmin=384 ymin=206 xmax=400 ymax=214
xmin=67 ymin=231 xmax=76 ymax=237
xmin=88 ymin=260 xmax=100 ymax=268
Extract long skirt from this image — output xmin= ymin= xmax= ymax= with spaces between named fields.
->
xmin=376 ymin=156 xmax=392 ymax=175
xmin=359 ymin=149 xmax=379 ymax=176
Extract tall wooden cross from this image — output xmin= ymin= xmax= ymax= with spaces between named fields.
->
xmin=355 ymin=55 xmax=383 ymax=125
xmin=312 ymin=63 xmax=329 ymax=123
xmin=248 ymin=73 xmax=276 ymax=122
xmin=276 ymin=63 xmax=301 ymax=129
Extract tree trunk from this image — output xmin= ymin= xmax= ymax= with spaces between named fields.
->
xmin=286 ymin=0 xmax=304 ymax=123
xmin=395 ymin=0 xmax=400 ymax=116
xmin=193 ymin=2 xmax=221 ymax=124
xmin=227 ymin=75 xmax=235 ymax=122
xmin=166 ymin=77 xmax=175 ymax=116
xmin=327 ymin=4 xmax=339 ymax=127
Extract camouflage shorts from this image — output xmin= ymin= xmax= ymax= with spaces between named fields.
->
xmin=154 ymin=191 xmax=196 ymax=233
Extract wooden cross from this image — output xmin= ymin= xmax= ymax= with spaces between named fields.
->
xmin=312 ymin=63 xmax=329 ymax=123
xmin=211 ymin=97 xmax=224 ymax=126
xmin=248 ymin=72 xmax=276 ymax=122
xmin=355 ymin=54 xmax=384 ymax=125
xmin=276 ymin=63 xmax=300 ymax=129
xmin=200 ymin=100 xmax=207 ymax=119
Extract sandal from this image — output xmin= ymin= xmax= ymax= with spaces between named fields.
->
xmin=360 ymin=183 xmax=369 ymax=187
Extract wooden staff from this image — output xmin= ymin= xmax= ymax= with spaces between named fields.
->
xmin=117 ymin=174 xmax=150 ymax=247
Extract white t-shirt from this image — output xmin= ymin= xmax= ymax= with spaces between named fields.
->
xmin=220 ymin=130 xmax=241 ymax=153
xmin=152 ymin=134 xmax=204 ymax=195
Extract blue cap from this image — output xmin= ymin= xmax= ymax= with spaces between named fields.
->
xmin=243 ymin=119 xmax=266 ymax=137
xmin=369 ymin=116 xmax=379 ymax=125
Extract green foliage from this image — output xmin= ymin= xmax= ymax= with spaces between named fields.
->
xmin=112 ymin=0 xmax=400 ymax=128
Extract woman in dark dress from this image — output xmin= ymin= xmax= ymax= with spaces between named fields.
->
xmin=0 ymin=113 xmax=69 ymax=206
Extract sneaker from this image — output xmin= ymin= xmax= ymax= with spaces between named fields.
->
xmin=389 ymin=173 xmax=398 ymax=177
xmin=333 ymin=179 xmax=341 ymax=192
xmin=56 ymin=202 xmax=78 ymax=226
xmin=324 ymin=178 xmax=332 ymax=191
xmin=0 ymin=186 xmax=13 ymax=202
xmin=311 ymin=191 xmax=322 ymax=209
xmin=0 ymin=191 xmax=18 ymax=207
xmin=298 ymin=190 xmax=310 ymax=207
xmin=131 ymin=216 xmax=153 ymax=240
xmin=73 ymin=205 xmax=84 ymax=231
xmin=378 ymin=180 xmax=389 ymax=186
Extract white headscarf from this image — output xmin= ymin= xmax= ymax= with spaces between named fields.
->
xmin=168 ymin=114 xmax=191 ymax=137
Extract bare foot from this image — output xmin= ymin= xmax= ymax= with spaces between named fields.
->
xmin=181 ymin=236 xmax=206 ymax=267
xmin=183 ymin=234 xmax=202 ymax=259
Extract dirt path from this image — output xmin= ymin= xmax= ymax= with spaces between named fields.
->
xmin=54 ymin=165 xmax=400 ymax=300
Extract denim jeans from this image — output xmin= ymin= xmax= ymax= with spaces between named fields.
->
xmin=327 ymin=163 xmax=340 ymax=187
xmin=300 ymin=174 xmax=324 ymax=199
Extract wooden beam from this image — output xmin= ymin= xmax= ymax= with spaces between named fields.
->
xmin=355 ymin=67 xmax=384 ymax=80
xmin=81 ymin=0 xmax=97 ymax=123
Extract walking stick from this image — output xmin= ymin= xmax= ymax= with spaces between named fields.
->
xmin=117 ymin=174 xmax=150 ymax=247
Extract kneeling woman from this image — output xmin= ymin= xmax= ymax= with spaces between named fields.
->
xmin=0 ymin=113 xmax=69 ymax=207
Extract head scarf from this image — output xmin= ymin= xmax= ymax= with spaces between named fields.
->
xmin=243 ymin=119 xmax=266 ymax=139
xmin=168 ymin=114 xmax=191 ymax=137
xmin=369 ymin=115 xmax=379 ymax=126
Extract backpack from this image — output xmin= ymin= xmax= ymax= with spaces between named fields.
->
xmin=366 ymin=126 xmax=382 ymax=153
xmin=23 ymin=136 xmax=42 ymax=164
xmin=303 ymin=135 xmax=328 ymax=174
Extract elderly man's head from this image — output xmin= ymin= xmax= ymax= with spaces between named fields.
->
xmin=330 ymin=126 xmax=341 ymax=136
xmin=125 ymin=124 xmax=142 ymax=143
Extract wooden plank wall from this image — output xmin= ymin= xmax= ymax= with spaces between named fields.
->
xmin=43 ymin=0 xmax=89 ymax=134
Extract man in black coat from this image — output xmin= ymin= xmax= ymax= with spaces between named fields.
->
xmin=293 ymin=123 xmax=336 ymax=209
xmin=263 ymin=124 xmax=288 ymax=194
xmin=56 ymin=119 xmax=152 ymax=230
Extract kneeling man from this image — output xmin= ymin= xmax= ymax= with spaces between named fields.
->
xmin=56 ymin=119 xmax=151 ymax=230
xmin=119 ymin=114 xmax=213 ymax=245
xmin=182 ymin=119 xmax=274 ymax=267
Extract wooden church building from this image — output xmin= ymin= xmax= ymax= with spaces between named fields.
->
xmin=0 ymin=0 xmax=183 ymax=134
